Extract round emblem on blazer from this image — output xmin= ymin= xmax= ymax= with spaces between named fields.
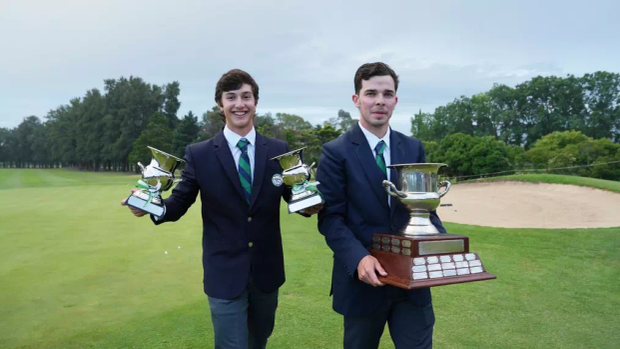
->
xmin=272 ymin=174 xmax=283 ymax=187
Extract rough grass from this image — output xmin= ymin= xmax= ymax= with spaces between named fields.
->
xmin=1 ymin=169 xmax=618 ymax=348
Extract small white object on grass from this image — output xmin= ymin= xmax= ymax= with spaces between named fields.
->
xmin=178 ymin=246 xmax=181 ymax=249
xmin=164 ymin=251 xmax=168 ymax=254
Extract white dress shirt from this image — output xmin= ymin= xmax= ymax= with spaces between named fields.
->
xmin=224 ymin=125 xmax=256 ymax=182
xmin=155 ymin=126 xmax=256 ymax=220
xmin=359 ymin=122 xmax=392 ymax=205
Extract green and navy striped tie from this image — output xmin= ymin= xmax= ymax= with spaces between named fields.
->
xmin=375 ymin=140 xmax=387 ymax=177
xmin=237 ymin=138 xmax=252 ymax=204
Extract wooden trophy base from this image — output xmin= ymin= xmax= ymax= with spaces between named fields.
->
xmin=369 ymin=233 xmax=496 ymax=289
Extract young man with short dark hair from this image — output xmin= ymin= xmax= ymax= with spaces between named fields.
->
xmin=123 ymin=69 xmax=319 ymax=349
xmin=317 ymin=62 xmax=447 ymax=349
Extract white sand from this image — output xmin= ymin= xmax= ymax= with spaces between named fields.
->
xmin=436 ymin=181 xmax=620 ymax=229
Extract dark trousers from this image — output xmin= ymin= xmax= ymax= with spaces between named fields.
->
xmin=344 ymin=286 xmax=435 ymax=349
xmin=208 ymin=279 xmax=279 ymax=349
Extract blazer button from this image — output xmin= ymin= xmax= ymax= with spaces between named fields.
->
xmin=248 ymin=242 xmax=254 ymax=247
xmin=247 ymin=216 xmax=252 ymax=222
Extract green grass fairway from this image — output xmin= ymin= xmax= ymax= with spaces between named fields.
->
xmin=1 ymin=169 xmax=619 ymax=348
xmin=471 ymin=173 xmax=620 ymax=193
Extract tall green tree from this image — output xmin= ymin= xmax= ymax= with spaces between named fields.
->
xmin=105 ymin=76 xmax=164 ymax=171
xmin=0 ymin=127 xmax=17 ymax=167
xmin=163 ymin=81 xmax=181 ymax=130
xmin=14 ymin=116 xmax=45 ymax=167
xmin=433 ymin=133 xmax=480 ymax=177
xmin=421 ymin=141 xmax=439 ymax=162
xmin=75 ymin=89 xmax=106 ymax=170
xmin=469 ymin=136 xmax=512 ymax=175
xmin=172 ymin=111 xmax=200 ymax=157
xmin=411 ymin=110 xmax=435 ymax=141
xmin=255 ymin=112 xmax=282 ymax=139
xmin=302 ymin=124 xmax=342 ymax=165
xmin=30 ymin=119 xmax=50 ymax=168
xmin=487 ymin=84 xmax=525 ymax=146
xmin=199 ymin=106 xmax=225 ymax=141
xmin=517 ymin=75 xmax=586 ymax=147
xmin=129 ymin=113 xmax=174 ymax=170
xmin=581 ymin=71 xmax=620 ymax=142
xmin=275 ymin=113 xmax=312 ymax=131
xmin=337 ymin=109 xmax=357 ymax=132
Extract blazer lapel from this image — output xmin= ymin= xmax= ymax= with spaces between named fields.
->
xmin=351 ymin=125 xmax=390 ymax=211
xmin=249 ymin=133 xmax=268 ymax=209
xmin=390 ymin=130 xmax=405 ymax=220
xmin=213 ymin=131 xmax=247 ymax=204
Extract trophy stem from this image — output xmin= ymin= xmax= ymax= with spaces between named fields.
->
xmin=401 ymin=210 xmax=441 ymax=236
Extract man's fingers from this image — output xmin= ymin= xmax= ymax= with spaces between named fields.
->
xmin=357 ymin=255 xmax=387 ymax=286
xmin=121 ymin=196 xmax=147 ymax=217
xmin=308 ymin=203 xmax=323 ymax=213
xmin=122 ymin=189 xmax=140 ymax=206
xmin=130 ymin=207 xmax=147 ymax=217
xmin=365 ymin=271 xmax=383 ymax=286
xmin=363 ymin=272 xmax=384 ymax=287
xmin=302 ymin=203 xmax=323 ymax=216
xmin=369 ymin=261 xmax=386 ymax=286
xmin=374 ymin=261 xmax=387 ymax=277
xmin=359 ymin=266 xmax=385 ymax=287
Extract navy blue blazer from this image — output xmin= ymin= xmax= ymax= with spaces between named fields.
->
xmin=316 ymin=124 xmax=447 ymax=317
xmin=153 ymin=130 xmax=291 ymax=300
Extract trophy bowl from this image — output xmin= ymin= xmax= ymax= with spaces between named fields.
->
xmin=140 ymin=146 xmax=184 ymax=191
xmin=271 ymin=147 xmax=323 ymax=213
xmin=125 ymin=146 xmax=185 ymax=217
xmin=383 ymin=163 xmax=451 ymax=236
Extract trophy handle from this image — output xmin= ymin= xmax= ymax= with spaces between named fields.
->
xmin=307 ymin=162 xmax=317 ymax=180
xmin=438 ymin=180 xmax=451 ymax=198
xmin=382 ymin=180 xmax=407 ymax=198
xmin=137 ymin=162 xmax=145 ymax=172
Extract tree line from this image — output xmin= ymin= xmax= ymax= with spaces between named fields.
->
xmin=1 ymin=72 xmax=618 ymax=180
xmin=411 ymin=71 xmax=620 ymax=181
xmin=411 ymin=71 xmax=620 ymax=147
xmin=0 ymin=76 xmax=356 ymax=171
xmin=423 ymin=130 xmax=620 ymax=180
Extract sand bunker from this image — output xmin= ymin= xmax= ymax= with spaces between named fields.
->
xmin=436 ymin=181 xmax=620 ymax=229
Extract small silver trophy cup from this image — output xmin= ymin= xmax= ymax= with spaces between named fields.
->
xmin=125 ymin=146 xmax=185 ymax=218
xmin=382 ymin=163 xmax=451 ymax=235
xmin=271 ymin=147 xmax=324 ymax=213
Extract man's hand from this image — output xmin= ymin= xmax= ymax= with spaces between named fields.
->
xmin=357 ymin=255 xmax=387 ymax=287
xmin=299 ymin=202 xmax=324 ymax=216
xmin=121 ymin=189 xmax=148 ymax=217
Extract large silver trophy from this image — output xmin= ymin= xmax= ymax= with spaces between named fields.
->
xmin=369 ymin=163 xmax=496 ymax=289
xmin=382 ymin=163 xmax=451 ymax=235
xmin=125 ymin=146 xmax=185 ymax=218
xmin=271 ymin=147 xmax=323 ymax=213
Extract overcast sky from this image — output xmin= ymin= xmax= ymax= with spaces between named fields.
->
xmin=2 ymin=0 xmax=619 ymax=135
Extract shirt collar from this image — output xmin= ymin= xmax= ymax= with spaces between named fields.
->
xmin=359 ymin=122 xmax=391 ymax=152
xmin=224 ymin=125 xmax=256 ymax=148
